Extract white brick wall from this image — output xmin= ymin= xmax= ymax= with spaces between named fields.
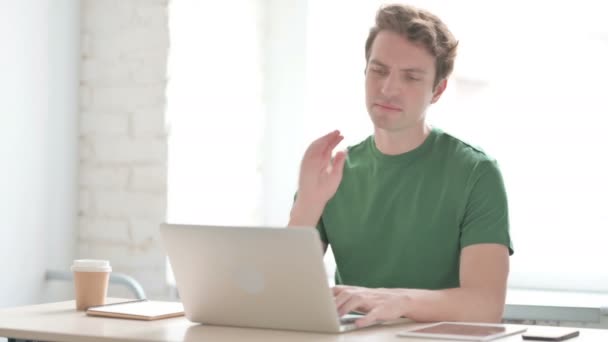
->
xmin=78 ymin=0 xmax=169 ymax=299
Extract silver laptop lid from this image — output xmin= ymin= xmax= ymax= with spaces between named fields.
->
xmin=160 ymin=224 xmax=344 ymax=333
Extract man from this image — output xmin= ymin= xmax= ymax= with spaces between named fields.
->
xmin=288 ymin=4 xmax=513 ymax=327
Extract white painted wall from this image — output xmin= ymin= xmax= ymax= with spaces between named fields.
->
xmin=0 ymin=0 xmax=79 ymax=307
xmin=78 ymin=0 xmax=170 ymax=299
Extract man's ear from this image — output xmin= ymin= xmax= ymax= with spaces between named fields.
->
xmin=431 ymin=78 xmax=448 ymax=104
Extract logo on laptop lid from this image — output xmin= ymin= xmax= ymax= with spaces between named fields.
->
xmin=233 ymin=267 xmax=265 ymax=294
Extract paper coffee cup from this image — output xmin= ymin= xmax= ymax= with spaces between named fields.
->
xmin=71 ymin=259 xmax=112 ymax=311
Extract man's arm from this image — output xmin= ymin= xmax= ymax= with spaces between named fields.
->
xmin=334 ymin=243 xmax=509 ymax=326
xmin=289 ymin=200 xmax=328 ymax=253
xmin=399 ymin=243 xmax=509 ymax=322
xmin=287 ymin=130 xmax=347 ymax=253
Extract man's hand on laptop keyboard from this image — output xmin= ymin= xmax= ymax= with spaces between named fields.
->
xmin=333 ymin=285 xmax=408 ymax=328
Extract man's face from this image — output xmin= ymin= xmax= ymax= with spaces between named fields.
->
xmin=365 ymin=30 xmax=446 ymax=132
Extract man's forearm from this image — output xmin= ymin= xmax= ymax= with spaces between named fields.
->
xmin=288 ymin=198 xmax=329 ymax=253
xmin=288 ymin=198 xmax=324 ymax=227
xmin=392 ymin=287 xmax=505 ymax=323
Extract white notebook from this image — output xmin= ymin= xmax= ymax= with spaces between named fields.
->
xmin=86 ymin=299 xmax=185 ymax=321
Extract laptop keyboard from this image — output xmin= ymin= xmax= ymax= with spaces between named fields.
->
xmin=340 ymin=316 xmax=359 ymax=325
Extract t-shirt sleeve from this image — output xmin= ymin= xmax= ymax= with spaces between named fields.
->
xmin=460 ymin=160 xmax=514 ymax=255
xmin=316 ymin=216 xmax=329 ymax=244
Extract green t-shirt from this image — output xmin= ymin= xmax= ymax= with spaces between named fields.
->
xmin=318 ymin=127 xmax=513 ymax=290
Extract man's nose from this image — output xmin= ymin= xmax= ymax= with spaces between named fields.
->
xmin=381 ymin=72 xmax=400 ymax=97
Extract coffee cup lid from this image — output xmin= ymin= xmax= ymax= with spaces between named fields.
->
xmin=71 ymin=259 xmax=112 ymax=272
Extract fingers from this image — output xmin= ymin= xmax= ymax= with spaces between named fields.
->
xmin=355 ymin=307 xmax=383 ymax=327
xmin=336 ymin=292 xmax=367 ymax=317
xmin=311 ymin=130 xmax=340 ymax=151
xmin=330 ymin=150 xmax=347 ymax=178
xmin=333 ymin=287 xmax=352 ymax=309
xmin=333 ymin=286 xmax=371 ymax=317
xmin=332 ymin=285 xmax=356 ymax=296
xmin=322 ymin=134 xmax=344 ymax=161
xmin=332 ymin=286 xmax=406 ymax=327
xmin=318 ymin=130 xmax=340 ymax=142
xmin=355 ymin=301 xmax=404 ymax=328
xmin=307 ymin=130 xmax=342 ymax=159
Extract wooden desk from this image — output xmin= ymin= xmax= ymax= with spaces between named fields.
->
xmin=1 ymin=299 xmax=606 ymax=342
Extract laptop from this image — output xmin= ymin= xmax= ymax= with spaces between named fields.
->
xmin=160 ymin=223 xmax=408 ymax=333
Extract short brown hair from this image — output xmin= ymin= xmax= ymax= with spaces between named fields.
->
xmin=365 ymin=4 xmax=458 ymax=88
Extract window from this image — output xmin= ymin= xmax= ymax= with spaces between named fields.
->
xmin=166 ymin=0 xmax=265 ymax=226
xmin=167 ymin=0 xmax=608 ymax=292
xmin=306 ymin=0 xmax=608 ymax=292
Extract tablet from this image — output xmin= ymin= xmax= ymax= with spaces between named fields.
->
xmin=397 ymin=322 xmax=527 ymax=341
